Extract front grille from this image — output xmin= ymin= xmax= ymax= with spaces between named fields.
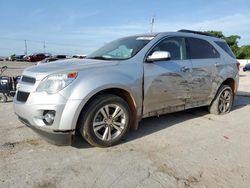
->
xmin=16 ymin=91 xmax=30 ymax=102
xmin=21 ymin=76 xmax=36 ymax=84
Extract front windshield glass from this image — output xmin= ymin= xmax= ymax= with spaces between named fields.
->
xmin=87 ymin=36 xmax=154 ymax=60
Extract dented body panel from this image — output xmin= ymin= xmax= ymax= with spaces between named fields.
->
xmin=13 ymin=31 xmax=239 ymax=145
xmin=143 ymin=59 xmax=192 ymax=117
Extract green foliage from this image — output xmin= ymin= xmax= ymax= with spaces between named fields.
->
xmin=237 ymin=45 xmax=250 ymax=59
xmin=205 ymin=31 xmax=225 ymax=38
xmin=225 ymin=35 xmax=241 ymax=55
xmin=205 ymin=31 xmax=249 ymax=59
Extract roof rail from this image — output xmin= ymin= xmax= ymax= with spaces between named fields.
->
xmin=178 ymin=29 xmax=214 ymax=37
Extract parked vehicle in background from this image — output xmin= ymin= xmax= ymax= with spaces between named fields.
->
xmin=36 ymin=55 xmax=69 ymax=65
xmin=15 ymin=55 xmax=26 ymax=61
xmin=27 ymin=53 xmax=52 ymax=62
xmin=243 ymin=63 xmax=250 ymax=72
xmin=55 ymin=55 xmax=68 ymax=59
xmin=72 ymin=54 xmax=87 ymax=59
xmin=0 ymin=57 xmax=5 ymax=61
xmin=9 ymin=55 xmax=26 ymax=61
xmin=23 ymin=55 xmax=30 ymax=61
xmin=14 ymin=30 xmax=239 ymax=147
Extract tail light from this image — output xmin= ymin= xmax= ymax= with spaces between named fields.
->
xmin=236 ymin=61 xmax=240 ymax=71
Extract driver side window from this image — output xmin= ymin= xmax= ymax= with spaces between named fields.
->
xmin=150 ymin=37 xmax=187 ymax=60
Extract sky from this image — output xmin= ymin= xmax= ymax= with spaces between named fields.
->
xmin=0 ymin=0 xmax=249 ymax=56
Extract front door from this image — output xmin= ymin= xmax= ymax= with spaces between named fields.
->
xmin=143 ymin=37 xmax=192 ymax=117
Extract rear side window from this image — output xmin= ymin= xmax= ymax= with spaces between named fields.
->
xmin=186 ymin=38 xmax=220 ymax=59
xmin=215 ymin=41 xmax=235 ymax=58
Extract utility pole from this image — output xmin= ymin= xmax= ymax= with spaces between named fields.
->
xmin=150 ymin=16 xmax=155 ymax=33
xmin=24 ymin=40 xmax=27 ymax=55
xmin=43 ymin=40 xmax=46 ymax=53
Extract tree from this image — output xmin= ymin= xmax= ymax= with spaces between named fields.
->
xmin=237 ymin=45 xmax=250 ymax=59
xmin=224 ymin=35 xmax=241 ymax=56
xmin=205 ymin=31 xmax=241 ymax=58
xmin=204 ymin=31 xmax=243 ymax=58
xmin=205 ymin=31 xmax=224 ymax=38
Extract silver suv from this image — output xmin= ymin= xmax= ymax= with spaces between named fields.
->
xmin=14 ymin=30 xmax=239 ymax=147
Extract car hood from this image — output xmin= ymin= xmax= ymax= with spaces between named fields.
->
xmin=22 ymin=59 xmax=119 ymax=80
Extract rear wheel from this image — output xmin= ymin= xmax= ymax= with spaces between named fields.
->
xmin=0 ymin=93 xmax=7 ymax=103
xmin=78 ymin=94 xmax=131 ymax=147
xmin=209 ymin=85 xmax=233 ymax=115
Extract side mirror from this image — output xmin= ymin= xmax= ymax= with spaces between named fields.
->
xmin=146 ymin=51 xmax=171 ymax=62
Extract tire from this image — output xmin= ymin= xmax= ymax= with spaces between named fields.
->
xmin=78 ymin=94 xmax=132 ymax=147
xmin=209 ymin=85 xmax=233 ymax=115
xmin=0 ymin=93 xmax=7 ymax=103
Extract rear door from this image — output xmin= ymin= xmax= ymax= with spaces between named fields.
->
xmin=185 ymin=37 xmax=221 ymax=107
xmin=143 ymin=37 xmax=192 ymax=117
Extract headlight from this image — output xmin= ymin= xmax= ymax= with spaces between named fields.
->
xmin=36 ymin=72 xmax=78 ymax=94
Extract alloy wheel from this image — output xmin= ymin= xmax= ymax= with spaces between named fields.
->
xmin=218 ymin=89 xmax=232 ymax=113
xmin=92 ymin=104 xmax=127 ymax=141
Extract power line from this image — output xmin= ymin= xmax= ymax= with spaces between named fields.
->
xmin=0 ymin=37 xmax=84 ymax=48
xmin=0 ymin=45 xmax=84 ymax=54
xmin=0 ymin=47 xmax=23 ymax=51
xmin=0 ymin=36 xmax=92 ymax=56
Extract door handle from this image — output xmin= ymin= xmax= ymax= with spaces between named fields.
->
xmin=181 ymin=66 xmax=190 ymax=72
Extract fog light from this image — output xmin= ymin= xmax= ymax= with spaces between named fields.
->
xmin=43 ymin=110 xmax=56 ymax=125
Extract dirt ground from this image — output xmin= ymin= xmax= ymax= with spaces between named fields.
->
xmin=0 ymin=61 xmax=250 ymax=188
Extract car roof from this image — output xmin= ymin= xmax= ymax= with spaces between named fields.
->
xmin=130 ymin=31 xmax=224 ymax=42
xmin=156 ymin=31 xmax=224 ymax=42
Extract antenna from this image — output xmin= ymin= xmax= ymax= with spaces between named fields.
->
xmin=150 ymin=16 xmax=155 ymax=33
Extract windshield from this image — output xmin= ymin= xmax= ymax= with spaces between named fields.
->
xmin=87 ymin=36 xmax=154 ymax=60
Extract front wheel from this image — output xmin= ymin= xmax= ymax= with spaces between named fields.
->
xmin=209 ymin=85 xmax=234 ymax=115
xmin=78 ymin=94 xmax=131 ymax=147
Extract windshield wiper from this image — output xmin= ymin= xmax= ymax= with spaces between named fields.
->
xmin=87 ymin=56 xmax=108 ymax=60
xmin=87 ymin=56 xmax=128 ymax=61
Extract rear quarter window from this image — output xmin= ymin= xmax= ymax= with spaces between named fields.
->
xmin=215 ymin=41 xmax=235 ymax=58
xmin=186 ymin=37 xmax=220 ymax=59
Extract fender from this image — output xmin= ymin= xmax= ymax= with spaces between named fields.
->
xmin=211 ymin=63 xmax=238 ymax=101
xmin=59 ymin=68 xmax=143 ymax=130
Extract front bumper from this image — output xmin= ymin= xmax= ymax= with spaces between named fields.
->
xmin=14 ymin=92 xmax=84 ymax=129
xmin=14 ymin=91 xmax=86 ymax=145
xmin=18 ymin=116 xmax=73 ymax=145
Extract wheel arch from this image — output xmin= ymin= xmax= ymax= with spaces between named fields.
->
xmin=221 ymin=77 xmax=236 ymax=95
xmin=76 ymin=87 xmax=139 ymax=134
xmin=210 ymin=77 xmax=236 ymax=106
